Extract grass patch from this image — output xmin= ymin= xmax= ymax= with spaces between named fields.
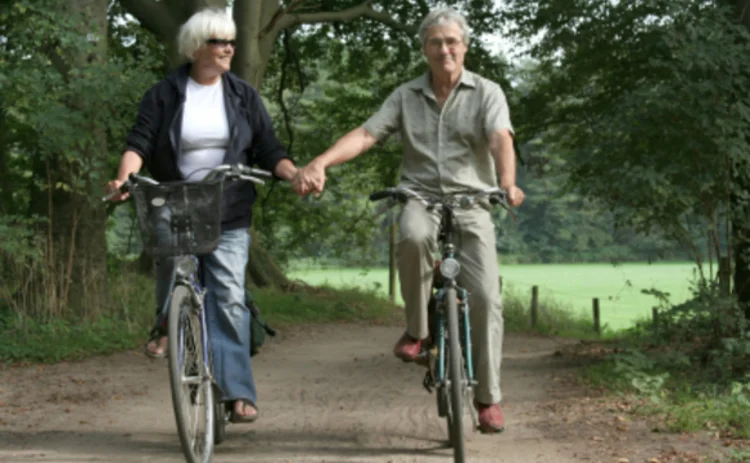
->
xmin=252 ymin=284 xmax=400 ymax=326
xmin=502 ymin=287 xmax=609 ymax=339
xmin=0 ymin=275 xmax=400 ymax=365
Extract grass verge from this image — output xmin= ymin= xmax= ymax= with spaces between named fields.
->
xmin=0 ymin=273 xmax=401 ymax=365
xmin=0 ymin=272 xmax=609 ymax=365
xmin=579 ymin=347 xmax=750 ymax=447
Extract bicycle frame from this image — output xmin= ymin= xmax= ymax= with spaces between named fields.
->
xmin=173 ymin=256 xmax=212 ymax=386
xmin=431 ymin=204 xmax=475 ymax=395
xmin=103 ymin=164 xmax=272 ymax=462
xmin=369 ymin=186 xmax=510 ymax=461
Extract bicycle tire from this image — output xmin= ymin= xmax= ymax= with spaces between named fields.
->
xmin=168 ymin=284 xmax=215 ymax=463
xmin=445 ymin=286 xmax=465 ymax=463
xmin=213 ymin=383 xmax=226 ymax=445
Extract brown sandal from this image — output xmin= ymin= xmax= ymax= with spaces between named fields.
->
xmin=229 ymin=399 xmax=259 ymax=423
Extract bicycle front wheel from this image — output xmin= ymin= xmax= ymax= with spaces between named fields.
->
xmin=168 ymin=284 xmax=215 ymax=463
xmin=445 ymin=286 xmax=465 ymax=463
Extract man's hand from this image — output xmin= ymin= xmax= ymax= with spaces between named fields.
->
xmin=505 ymin=185 xmax=525 ymax=207
xmin=293 ymin=161 xmax=327 ymax=197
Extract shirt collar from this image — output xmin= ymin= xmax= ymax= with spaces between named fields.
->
xmin=408 ymin=69 xmax=477 ymax=96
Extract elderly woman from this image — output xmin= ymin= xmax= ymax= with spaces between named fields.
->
xmin=106 ymin=8 xmax=296 ymax=422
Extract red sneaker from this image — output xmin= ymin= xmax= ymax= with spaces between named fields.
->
xmin=393 ymin=332 xmax=422 ymax=362
xmin=476 ymin=402 xmax=505 ymax=433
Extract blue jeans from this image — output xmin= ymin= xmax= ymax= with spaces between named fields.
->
xmin=155 ymin=228 xmax=257 ymax=405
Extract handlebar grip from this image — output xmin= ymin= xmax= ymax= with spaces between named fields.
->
xmin=369 ymin=190 xmax=394 ymax=202
xmin=250 ymin=168 xmax=273 ymax=177
xmin=489 ymin=193 xmax=506 ymax=206
xmin=101 ymin=180 xmax=132 ymax=202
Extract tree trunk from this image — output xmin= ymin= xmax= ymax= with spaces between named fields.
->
xmin=43 ymin=0 xmax=111 ymax=317
xmin=729 ymin=0 xmax=750 ymax=320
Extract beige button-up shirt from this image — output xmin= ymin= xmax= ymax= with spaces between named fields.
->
xmin=363 ymin=69 xmax=514 ymax=195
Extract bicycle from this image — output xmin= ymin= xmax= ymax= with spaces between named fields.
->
xmin=104 ymin=164 xmax=271 ymax=463
xmin=369 ymin=186 xmax=512 ymax=463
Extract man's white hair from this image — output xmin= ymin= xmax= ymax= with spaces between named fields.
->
xmin=177 ymin=8 xmax=236 ymax=61
xmin=418 ymin=7 xmax=471 ymax=47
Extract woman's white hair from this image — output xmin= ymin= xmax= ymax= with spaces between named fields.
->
xmin=418 ymin=7 xmax=471 ymax=47
xmin=177 ymin=8 xmax=236 ymax=61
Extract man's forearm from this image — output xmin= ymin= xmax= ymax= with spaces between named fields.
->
xmin=313 ymin=127 xmax=378 ymax=169
xmin=117 ymin=150 xmax=144 ymax=181
xmin=490 ymin=129 xmax=516 ymax=188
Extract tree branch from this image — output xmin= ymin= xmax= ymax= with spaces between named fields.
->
xmin=271 ymin=1 xmax=415 ymax=38
xmin=259 ymin=0 xmax=308 ymax=39
xmin=120 ymin=0 xmax=179 ymax=42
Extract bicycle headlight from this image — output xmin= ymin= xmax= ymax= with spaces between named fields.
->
xmin=176 ymin=256 xmax=198 ymax=277
xmin=439 ymin=257 xmax=461 ymax=279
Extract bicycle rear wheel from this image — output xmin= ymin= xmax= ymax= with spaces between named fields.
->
xmin=445 ymin=286 xmax=465 ymax=463
xmin=168 ymin=284 xmax=215 ymax=463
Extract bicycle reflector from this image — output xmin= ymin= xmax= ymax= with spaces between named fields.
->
xmin=439 ymin=257 xmax=461 ymax=279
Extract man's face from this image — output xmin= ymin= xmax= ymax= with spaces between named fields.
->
xmin=423 ymin=22 xmax=467 ymax=76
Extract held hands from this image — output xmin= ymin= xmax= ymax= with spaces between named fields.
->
xmin=292 ymin=161 xmax=327 ymax=197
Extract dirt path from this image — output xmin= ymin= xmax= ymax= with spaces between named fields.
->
xmin=0 ymin=325 xmax=730 ymax=462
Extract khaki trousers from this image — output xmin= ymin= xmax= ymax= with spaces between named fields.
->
xmin=398 ymin=199 xmax=504 ymax=404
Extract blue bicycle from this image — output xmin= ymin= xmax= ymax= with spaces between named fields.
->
xmin=105 ymin=164 xmax=271 ymax=463
xmin=370 ymin=186 xmax=511 ymax=463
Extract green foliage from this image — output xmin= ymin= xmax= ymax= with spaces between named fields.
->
xmin=583 ymin=353 xmax=750 ymax=438
xmin=502 ymin=0 xmax=750 ymax=275
xmin=254 ymin=285 xmax=399 ymax=326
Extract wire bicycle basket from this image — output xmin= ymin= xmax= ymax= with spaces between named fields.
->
xmin=131 ymin=179 xmax=224 ymax=257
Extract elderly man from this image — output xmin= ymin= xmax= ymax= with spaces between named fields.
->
xmin=294 ymin=7 xmax=524 ymax=433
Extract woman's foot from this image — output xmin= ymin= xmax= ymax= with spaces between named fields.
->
xmin=145 ymin=335 xmax=168 ymax=358
xmin=230 ymin=399 xmax=258 ymax=423
xmin=144 ymin=324 xmax=168 ymax=359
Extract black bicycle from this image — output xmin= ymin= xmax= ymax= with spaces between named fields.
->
xmin=104 ymin=164 xmax=271 ymax=463
xmin=370 ymin=186 xmax=511 ymax=463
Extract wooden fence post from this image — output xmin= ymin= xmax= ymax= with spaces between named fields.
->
xmin=652 ymin=307 xmax=659 ymax=329
xmin=593 ymin=298 xmax=601 ymax=336
xmin=530 ymin=285 xmax=539 ymax=328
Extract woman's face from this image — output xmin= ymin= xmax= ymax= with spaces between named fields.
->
xmin=193 ymin=36 xmax=235 ymax=75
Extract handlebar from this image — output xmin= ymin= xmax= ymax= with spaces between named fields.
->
xmin=369 ymin=186 xmax=516 ymax=220
xmin=102 ymin=164 xmax=273 ymax=202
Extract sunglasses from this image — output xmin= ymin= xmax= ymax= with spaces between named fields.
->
xmin=206 ymin=38 xmax=237 ymax=48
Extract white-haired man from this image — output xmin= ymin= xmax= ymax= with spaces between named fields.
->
xmin=293 ymin=7 xmax=523 ymax=433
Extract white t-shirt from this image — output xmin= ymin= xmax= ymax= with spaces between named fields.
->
xmin=179 ymin=77 xmax=229 ymax=181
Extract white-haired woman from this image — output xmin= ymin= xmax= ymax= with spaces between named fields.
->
xmin=106 ymin=7 xmax=297 ymax=423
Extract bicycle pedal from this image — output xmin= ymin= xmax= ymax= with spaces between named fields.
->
xmin=414 ymin=352 xmax=431 ymax=368
xmin=422 ymin=371 xmax=434 ymax=393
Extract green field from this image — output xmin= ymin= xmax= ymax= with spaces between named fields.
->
xmin=289 ymin=262 xmax=698 ymax=330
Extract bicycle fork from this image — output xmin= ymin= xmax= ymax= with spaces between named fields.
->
xmin=426 ymin=286 xmax=480 ymax=427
